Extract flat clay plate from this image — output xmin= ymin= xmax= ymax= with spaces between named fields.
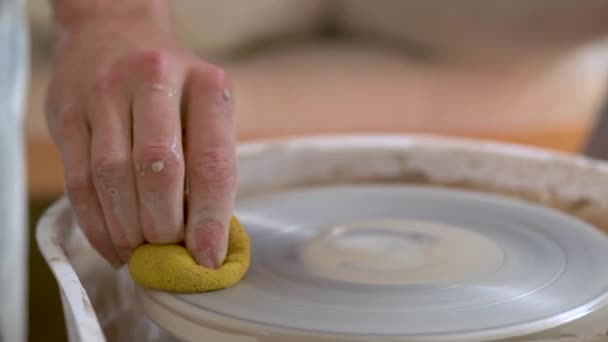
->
xmin=142 ymin=185 xmax=608 ymax=341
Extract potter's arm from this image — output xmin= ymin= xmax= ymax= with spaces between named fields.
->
xmin=584 ymin=98 xmax=608 ymax=160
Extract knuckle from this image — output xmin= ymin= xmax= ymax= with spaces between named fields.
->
xmin=92 ymin=155 xmax=131 ymax=185
xmin=196 ymin=64 xmax=229 ymax=92
xmin=56 ymin=107 xmax=78 ymax=126
xmin=136 ymin=49 xmax=173 ymax=81
xmin=137 ymin=140 xmax=184 ymax=174
xmin=138 ymin=139 xmax=176 ymax=163
xmin=92 ymin=69 xmax=120 ymax=94
xmin=66 ymin=175 xmax=94 ymax=205
xmin=190 ymin=149 xmax=235 ymax=186
xmin=50 ymin=107 xmax=81 ymax=143
xmin=56 ymin=109 xmax=81 ymax=133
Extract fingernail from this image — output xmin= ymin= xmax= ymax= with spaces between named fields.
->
xmin=194 ymin=249 xmax=217 ymax=269
xmin=191 ymin=220 xmax=228 ymax=269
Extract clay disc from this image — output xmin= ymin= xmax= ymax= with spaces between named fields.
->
xmin=141 ymin=185 xmax=608 ymax=341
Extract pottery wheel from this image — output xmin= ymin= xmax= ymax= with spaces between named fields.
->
xmin=143 ymin=185 xmax=608 ymax=341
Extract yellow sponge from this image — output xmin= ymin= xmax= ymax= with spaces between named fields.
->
xmin=128 ymin=216 xmax=250 ymax=293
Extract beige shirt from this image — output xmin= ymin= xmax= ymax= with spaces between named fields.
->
xmin=164 ymin=0 xmax=608 ymax=63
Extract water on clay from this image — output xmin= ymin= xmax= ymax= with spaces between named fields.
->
xmin=299 ymin=219 xmax=504 ymax=286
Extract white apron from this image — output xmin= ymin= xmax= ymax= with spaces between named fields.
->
xmin=0 ymin=0 xmax=29 ymax=341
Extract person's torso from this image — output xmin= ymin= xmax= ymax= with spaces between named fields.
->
xmin=169 ymin=0 xmax=608 ymax=63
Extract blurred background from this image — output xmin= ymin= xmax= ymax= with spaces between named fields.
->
xmin=24 ymin=1 xmax=608 ymax=341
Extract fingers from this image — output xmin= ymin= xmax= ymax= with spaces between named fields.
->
xmin=184 ymin=65 xmax=236 ymax=268
xmin=89 ymin=70 xmax=143 ymax=262
xmin=48 ymin=51 xmax=235 ymax=270
xmin=131 ymin=50 xmax=185 ymax=244
xmin=51 ymin=107 xmax=122 ymax=266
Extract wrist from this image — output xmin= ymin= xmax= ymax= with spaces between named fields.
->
xmin=51 ymin=0 xmax=174 ymax=36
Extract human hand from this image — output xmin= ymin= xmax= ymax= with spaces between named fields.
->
xmin=45 ymin=14 xmax=235 ymax=269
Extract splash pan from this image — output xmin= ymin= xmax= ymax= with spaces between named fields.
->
xmin=37 ymin=135 xmax=608 ymax=342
